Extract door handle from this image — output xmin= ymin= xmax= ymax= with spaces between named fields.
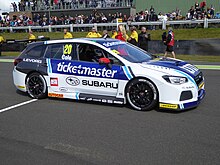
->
xmin=41 ymin=62 xmax=48 ymax=67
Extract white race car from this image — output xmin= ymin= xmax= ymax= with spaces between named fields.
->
xmin=13 ymin=38 xmax=205 ymax=111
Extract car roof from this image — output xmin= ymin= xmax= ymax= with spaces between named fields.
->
xmin=44 ymin=38 xmax=123 ymax=45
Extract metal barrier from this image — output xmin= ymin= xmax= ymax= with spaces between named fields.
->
xmin=0 ymin=19 xmax=219 ymax=33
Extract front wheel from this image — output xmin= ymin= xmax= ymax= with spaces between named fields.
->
xmin=126 ymin=78 xmax=158 ymax=111
xmin=26 ymin=73 xmax=47 ymax=99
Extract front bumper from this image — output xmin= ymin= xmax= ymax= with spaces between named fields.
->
xmin=159 ymin=88 xmax=205 ymax=111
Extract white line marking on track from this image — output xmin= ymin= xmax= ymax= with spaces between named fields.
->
xmin=0 ymin=99 xmax=38 ymax=113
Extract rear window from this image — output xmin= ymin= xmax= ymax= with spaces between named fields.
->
xmin=25 ymin=45 xmax=45 ymax=58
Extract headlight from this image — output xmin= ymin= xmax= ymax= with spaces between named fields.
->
xmin=163 ymin=75 xmax=188 ymax=85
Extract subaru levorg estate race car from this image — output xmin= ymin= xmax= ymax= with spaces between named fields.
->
xmin=13 ymin=38 xmax=205 ymax=111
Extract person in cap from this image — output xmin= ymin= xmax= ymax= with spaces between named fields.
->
xmin=86 ymin=27 xmax=102 ymax=38
xmin=164 ymin=27 xmax=176 ymax=58
xmin=64 ymin=29 xmax=73 ymax=39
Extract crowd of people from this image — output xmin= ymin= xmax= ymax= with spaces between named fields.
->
xmin=0 ymin=0 xmax=215 ymax=27
xmin=186 ymin=1 xmax=215 ymax=19
xmin=11 ymin=0 xmax=134 ymax=12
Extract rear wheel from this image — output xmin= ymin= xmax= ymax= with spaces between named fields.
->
xmin=126 ymin=78 xmax=158 ymax=111
xmin=26 ymin=73 xmax=47 ymax=99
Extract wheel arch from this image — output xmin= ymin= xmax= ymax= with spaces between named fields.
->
xmin=124 ymin=76 xmax=160 ymax=109
xmin=25 ymin=71 xmax=46 ymax=83
xmin=125 ymin=76 xmax=160 ymax=96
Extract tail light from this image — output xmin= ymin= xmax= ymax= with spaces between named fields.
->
xmin=14 ymin=58 xmax=23 ymax=66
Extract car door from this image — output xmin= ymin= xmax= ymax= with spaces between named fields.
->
xmin=71 ymin=43 xmax=127 ymax=97
xmin=45 ymin=42 xmax=79 ymax=93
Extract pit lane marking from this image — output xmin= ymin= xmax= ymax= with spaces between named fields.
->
xmin=0 ymin=99 xmax=38 ymax=113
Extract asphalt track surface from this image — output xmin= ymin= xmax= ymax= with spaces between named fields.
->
xmin=0 ymin=61 xmax=220 ymax=165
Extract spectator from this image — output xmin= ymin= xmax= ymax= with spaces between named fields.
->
xmin=115 ymin=24 xmax=128 ymax=41
xmin=102 ymin=30 xmax=110 ymax=39
xmin=164 ymin=27 xmax=176 ymax=59
xmin=64 ymin=29 xmax=73 ymax=39
xmin=189 ymin=6 xmax=195 ymax=19
xmin=195 ymin=1 xmax=200 ymax=12
xmin=86 ymin=27 xmax=102 ymax=38
xmin=138 ymin=27 xmax=151 ymax=51
xmin=28 ymin=31 xmax=36 ymax=41
xmin=200 ymin=0 xmax=206 ymax=12
xmin=111 ymin=29 xmax=117 ymax=39
xmin=128 ymin=26 xmax=138 ymax=46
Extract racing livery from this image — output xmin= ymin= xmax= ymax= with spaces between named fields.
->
xmin=13 ymin=38 xmax=205 ymax=111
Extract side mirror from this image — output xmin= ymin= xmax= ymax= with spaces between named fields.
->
xmin=99 ymin=57 xmax=112 ymax=69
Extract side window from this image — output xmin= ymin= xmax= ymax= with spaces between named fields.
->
xmin=44 ymin=43 xmax=76 ymax=60
xmin=106 ymin=53 xmax=123 ymax=66
xmin=26 ymin=45 xmax=45 ymax=58
xmin=77 ymin=43 xmax=104 ymax=63
xmin=77 ymin=43 xmax=123 ymax=66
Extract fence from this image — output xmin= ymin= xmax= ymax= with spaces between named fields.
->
xmin=0 ymin=19 xmax=220 ymax=33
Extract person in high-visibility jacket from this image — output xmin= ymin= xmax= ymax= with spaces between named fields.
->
xmin=86 ymin=27 xmax=102 ymax=38
xmin=164 ymin=27 xmax=176 ymax=58
xmin=0 ymin=34 xmax=4 ymax=56
xmin=64 ymin=29 xmax=73 ymax=39
xmin=111 ymin=29 xmax=117 ymax=39
xmin=28 ymin=31 xmax=36 ymax=40
xmin=128 ymin=26 xmax=138 ymax=46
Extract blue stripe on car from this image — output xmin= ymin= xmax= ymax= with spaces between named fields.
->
xmin=46 ymin=59 xmax=52 ymax=73
xmin=175 ymin=69 xmax=198 ymax=90
xmin=122 ymin=66 xmax=133 ymax=80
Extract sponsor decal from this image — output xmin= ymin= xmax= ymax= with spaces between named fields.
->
xmin=159 ymin=103 xmax=178 ymax=109
xmin=93 ymin=98 xmax=102 ymax=102
xmin=50 ymin=78 xmax=58 ymax=86
xmin=103 ymin=41 xmax=123 ymax=47
xmin=57 ymin=62 xmax=117 ymax=78
xmin=23 ymin=58 xmax=42 ymax=63
xmin=183 ymin=86 xmax=195 ymax=89
xmin=62 ymin=55 xmax=72 ymax=60
xmin=66 ymin=77 xmax=80 ymax=86
xmin=17 ymin=85 xmax=25 ymax=89
xmin=82 ymin=80 xmax=118 ymax=89
xmin=87 ymin=98 xmax=93 ymax=101
xmin=113 ymin=101 xmax=123 ymax=104
xmin=48 ymin=93 xmax=63 ymax=98
xmin=59 ymin=87 xmax=68 ymax=92
xmin=180 ymin=64 xmax=199 ymax=74
xmin=199 ymin=82 xmax=205 ymax=89
xmin=107 ymin=100 xmax=113 ymax=103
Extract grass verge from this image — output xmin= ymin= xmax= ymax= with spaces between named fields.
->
xmin=1 ymin=28 xmax=220 ymax=40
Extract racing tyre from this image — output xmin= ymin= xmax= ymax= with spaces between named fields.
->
xmin=26 ymin=73 xmax=47 ymax=99
xmin=126 ymin=78 xmax=158 ymax=111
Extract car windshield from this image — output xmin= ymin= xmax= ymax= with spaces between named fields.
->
xmin=102 ymin=41 xmax=153 ymax=63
